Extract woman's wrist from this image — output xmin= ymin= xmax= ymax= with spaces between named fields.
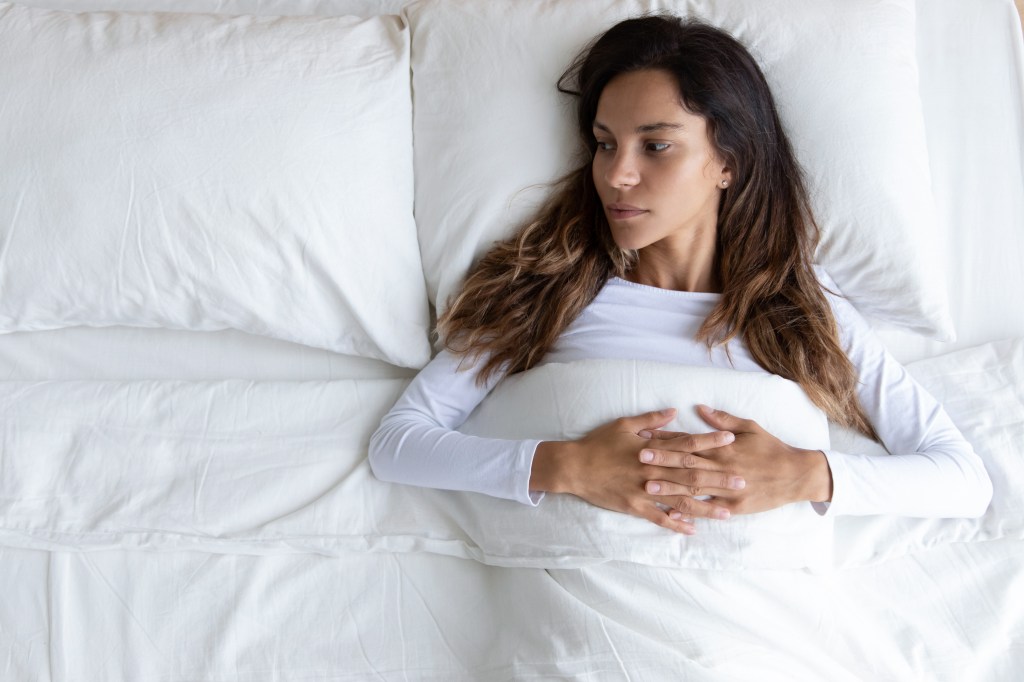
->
xmin=800 ymin=448 xmax=833 ymax=504
xmin=530 ymin=440 xmax=579 ymax=494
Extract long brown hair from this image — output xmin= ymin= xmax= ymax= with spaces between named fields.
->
xmin=439 ymin=15 xmax=876 ymax=437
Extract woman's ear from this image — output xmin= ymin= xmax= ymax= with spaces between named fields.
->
xmin=719 ymin=167 xmax=733 ymax=189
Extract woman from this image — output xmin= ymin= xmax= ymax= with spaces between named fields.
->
xmin=369 ymin=15 xmax=992 ymax=535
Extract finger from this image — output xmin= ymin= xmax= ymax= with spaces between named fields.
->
xmin=637 ymin=429 xmax=686 ymax=440
xmin=638 ymin=434 xmax=734 ymax=466
xmin=697 ymin=405 xmax=754 ymax=432
xmin=619 ymin=408 xmax=677 ymax=434
xmin=644 ymin=473 xmax=746 ymax=498
xmin=639 ymin=506 xmax=696 ymax=535
xmin=666 ymin=511 xmax=694 ymax=525
xmin=663 ymin=495 xmax=732 ymax=521
xmin=639 ymin=429 xmax=734 ymax=449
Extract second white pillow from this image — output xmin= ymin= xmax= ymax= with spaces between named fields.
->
xmin=0 ymin=4 xmax=432 ymax=367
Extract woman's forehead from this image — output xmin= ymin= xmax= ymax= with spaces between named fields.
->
xmin=594 ymin=70 xmax=704 ymax=133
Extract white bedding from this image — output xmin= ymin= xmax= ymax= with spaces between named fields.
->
xmin=4 ymin=536 xmax=1023 ymax=679
xmin=0 ymin=3 xmax=432 ymax=368
xmin=0 ymin=361 xmax=834 ymax=570
xmin=1 ymin=347 xmax=1023 ymax=679
xmin=876 ymin=0 xmax=1024 ymax=362
xmin=0 ymin=0 xmax=1019 ymax=380
xmin=0 ymin=0 xmax=1022 ymax=679
xmin=2 ymin=345 xmax=1021 ymax=567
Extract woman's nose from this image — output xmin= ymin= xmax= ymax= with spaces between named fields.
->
xmin=605 ymin=150 xmax=639 ymax=188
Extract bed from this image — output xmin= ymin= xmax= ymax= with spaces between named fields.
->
xmin=1 ymin=0 xmax=1022 ymax=679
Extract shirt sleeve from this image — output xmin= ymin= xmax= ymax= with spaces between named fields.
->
xmin=816 ymin=280 xmax=993 ymax=518
xmin=368 ymin=349 xmax=544 ymax=506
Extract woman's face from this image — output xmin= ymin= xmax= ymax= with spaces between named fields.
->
xmin=592 ymin=69 xmax=730 ymax=252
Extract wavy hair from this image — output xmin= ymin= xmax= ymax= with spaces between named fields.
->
xmin=438 ymin=15 xmax=876 ymax=437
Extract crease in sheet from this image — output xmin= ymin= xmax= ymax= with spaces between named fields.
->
xmin=0 ymin=180 xmax=30 ymax=286
xmin=80 ymin=554 xmax=170 ymax=664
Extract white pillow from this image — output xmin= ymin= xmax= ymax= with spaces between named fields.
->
xmin=405 ymin=0 xmax=952 ymax=340
xmin=0 ymin=3 xmax=432 ymax=368
xmin=455 ymin=359 xmax=834 ymax=570
xmin=13 ymin=0 xmax=409 ymax=16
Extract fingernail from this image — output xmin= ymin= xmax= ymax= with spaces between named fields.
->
xmin=731 ymin=477 xmax=745 ymax=490
xmin=647 ymin=482 xmax=661 ymax=493
xmin=721 ymin=431 xmax=735 ymax=444
xmin=714 ymin=508 xmax=731 ymax=520
xmin=661 ymin=408 xmax=676 ymax=415
xmin=638 ymin=430 xmax=653 ymax=439
xmin=640 ymin=450 xmax=654 ymax=463
xmin=669 ymin=511 xmax=682 ymax=520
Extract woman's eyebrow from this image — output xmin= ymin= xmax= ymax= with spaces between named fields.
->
xmin=592 ymin=121 xmax=687 ymax=133
xmin=636 ymin=122 xmax=686 ymax=133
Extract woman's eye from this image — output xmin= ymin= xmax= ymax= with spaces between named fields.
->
xmin=647 ymin=142 xmax=670 ymax=152
xmin=595 ymin=141 xmax=615 ymax=152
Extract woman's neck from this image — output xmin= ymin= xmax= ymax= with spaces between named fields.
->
xmin=627 ymin=231 xmax=720 ymax=293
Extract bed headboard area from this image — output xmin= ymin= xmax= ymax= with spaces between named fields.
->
xmin=1 ymin=0 xmax=1021 ymax=373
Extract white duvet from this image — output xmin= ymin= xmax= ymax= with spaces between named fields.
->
xmin=0 ymin=359 xmax=832 ymax=570
xmin=2 ymin=339 xmax=1023 ymax=680
xmin=2 ymin=341 xmax=1023 ymax=569
xmin=0 ymin=352 xmax=831 ymax=569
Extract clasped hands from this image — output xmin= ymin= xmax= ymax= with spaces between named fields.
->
xmin=531 ymin=405 xmax=832 ymax=536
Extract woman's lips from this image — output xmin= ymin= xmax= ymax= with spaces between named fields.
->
xmin=607 ymin=204 xmax=647 ymax=220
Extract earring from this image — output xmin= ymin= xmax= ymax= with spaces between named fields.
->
xmin=721 ymin=180 xmax=729 ymax=188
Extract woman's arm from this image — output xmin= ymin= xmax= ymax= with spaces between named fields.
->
xmin=814 ymin=290 xmax=993 ymax=517
xmin=369 ymin=349 xmax=742 ymax=532
xmin=369 ymin=349 xmax=543 ymax=505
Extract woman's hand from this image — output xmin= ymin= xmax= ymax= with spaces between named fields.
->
xmin=639 ymin=405 xmax=832 ymax=515
xmin=530 ymin=408 xmax=743 ymax=535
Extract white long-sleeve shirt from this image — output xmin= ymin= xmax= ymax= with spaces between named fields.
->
xmin=369 ymin=273 xmax=993 ymax=518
